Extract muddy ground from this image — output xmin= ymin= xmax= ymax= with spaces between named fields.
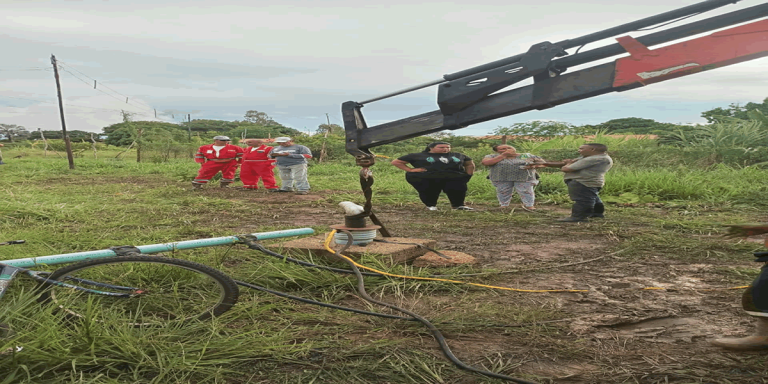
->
xmin=190 ymin=187 xmax=767 ymax=383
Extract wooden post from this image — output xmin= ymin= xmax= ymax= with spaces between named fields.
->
xmin=39 ymin=129 xmax=48 ymax=157
xmin=318 ymin=113 xmax=330 ymax=163
xmin=38 ymin=129 xmax=63 ymax=159
xmin=501 ymin=135 xmax=508 ymax=144
xmin=187 ymin=114 xmax=193 ymax=159
xmin=50 ymin=54 xmax=75 ymax=169
xmin=135 ymin=127 xmax=143 ymax=163
xmin=90 ymin=133 xmax=98 ymax=158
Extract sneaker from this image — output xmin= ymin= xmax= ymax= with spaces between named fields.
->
xmin=426 ymin=206 xmax=438 ymax=211
xmin=556 ymin=217 xmax=588 ymax=222
xmin=275 ymin=189 xmax=292 ymax=193
xmin=452 ymin=206 xmax=474 ymax=211
xmin=296 ymin=191 xmax=308 ymax=195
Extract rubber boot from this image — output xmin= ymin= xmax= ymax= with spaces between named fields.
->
xmin=591 ymin=202 xmax=605 ymax=218
xmin=711 ymin=317 xmax=768 ymax=350
xmin=191 ymin=182 xmax=202 ymax=190
xmin=220 ymin=182 xmax=232 ymax=188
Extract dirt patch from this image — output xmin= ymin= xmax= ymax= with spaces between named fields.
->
xmin=412 ymin=250 xmax=477 ymax=267
xmin=187 ymin=190 xmax=766 ymax=382
xmin=491 ymin=240 xmax=607 ymax=267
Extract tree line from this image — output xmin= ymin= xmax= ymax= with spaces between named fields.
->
xmin=2 ymin=99 xmax=768 ymax=160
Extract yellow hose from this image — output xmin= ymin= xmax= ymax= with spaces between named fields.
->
xmin=324 ymin=230 xmax=587 ymax=293
xmin=323 ymin=231 xmax=751 ymax=293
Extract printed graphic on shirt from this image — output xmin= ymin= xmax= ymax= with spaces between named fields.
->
xmin=398 ymin=152 xmax=471 ymax=178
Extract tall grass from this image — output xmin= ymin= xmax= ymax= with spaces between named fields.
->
xmin=2 ymin=144 xmax=768 ymax=383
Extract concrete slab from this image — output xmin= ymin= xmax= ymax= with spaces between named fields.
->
xmin=279 ymin=235 xmax=437 ymax=265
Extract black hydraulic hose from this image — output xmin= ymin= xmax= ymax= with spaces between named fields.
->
xmin=457 ymin=2 xmax=768 ymax=83
xmin=234 ymin=279 xmax=415 ymax=321
xmin=240 ymin=239 xmax=382 ymax=277
xmin=235 ymin=279 xmax=567 ymax=328
xmin=241 ymin=239 xmax=496 ymax=280
xmin=443 ymin=0 xmax=740 ymax=81
xmin=335 ymin=230 xmax=538 ymax=384
xmin=550 ymin=2 xmax=768 ymax=72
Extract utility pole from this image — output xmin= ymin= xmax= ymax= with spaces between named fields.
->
xmin=51 ymin=54 xmax=75 ymax=169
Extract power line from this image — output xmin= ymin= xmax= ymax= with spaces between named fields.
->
xmin=57 ymin=66 xmax=154 ymax=113
xmin=0 ymin=94 xmax=155 ymax=118
xmin=0 ymin=68 xmax=49 ymax=72
xmin=56 ymin=61 xmax=156 ymax=111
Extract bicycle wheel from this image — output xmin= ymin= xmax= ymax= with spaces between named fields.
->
xmin=38 ymin=255 xmax=239 ymax=326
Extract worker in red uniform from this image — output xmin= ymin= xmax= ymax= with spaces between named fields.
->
xmin=192 ymin=136 xmax=244 ymax=189
xmin=240 ymin=138 xmax=278 ymax=190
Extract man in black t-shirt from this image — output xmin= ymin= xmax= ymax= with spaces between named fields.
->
xmin=391 ymin=142 xmax=475 ymax=211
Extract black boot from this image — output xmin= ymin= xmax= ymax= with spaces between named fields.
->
xmin=591 ymin=202 xmax=605 ymax=218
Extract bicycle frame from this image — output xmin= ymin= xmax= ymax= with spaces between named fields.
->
xmin=0 ymin=228 xmax=315 ymax=300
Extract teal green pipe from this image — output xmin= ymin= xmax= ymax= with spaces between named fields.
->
xmin=2 ymin=228 xmax=315 ymax=268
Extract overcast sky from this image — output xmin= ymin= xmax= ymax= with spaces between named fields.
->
xmin=1 ymin=0 xmax=766 ymax=137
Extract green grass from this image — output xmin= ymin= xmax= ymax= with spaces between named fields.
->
xmin=2 ymin=147 xmax=768 ymax=383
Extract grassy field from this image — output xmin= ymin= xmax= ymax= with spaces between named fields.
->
xmin=1 ymin=147 xmax=768 ymax=384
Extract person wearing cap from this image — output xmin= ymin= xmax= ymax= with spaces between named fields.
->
xmin=269 ymin=137 xmax=312 ymax=194
xmin=192 ymin=136 xmax=244 ymax=189
xmin=240 ymin=138 xmax=278 ymax=190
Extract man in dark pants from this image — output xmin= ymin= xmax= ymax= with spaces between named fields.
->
xmin=712 ymin=237 xmax=768 ymax=350
xmin=557 ymin=143 xmax=613 ymax=222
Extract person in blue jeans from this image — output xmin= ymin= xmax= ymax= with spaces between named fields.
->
xmin=557 ymin=143 xmax=613 ymax=222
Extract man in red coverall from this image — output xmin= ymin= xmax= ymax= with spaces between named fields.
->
xmin=192 ymin=136 xmax=244 ymax=189
xmin=240 ymin=138 xmax=278 ymax=190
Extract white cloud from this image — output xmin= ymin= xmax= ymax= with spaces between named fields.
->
xmin=0 ymin=0 xmax=765 ymax=135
